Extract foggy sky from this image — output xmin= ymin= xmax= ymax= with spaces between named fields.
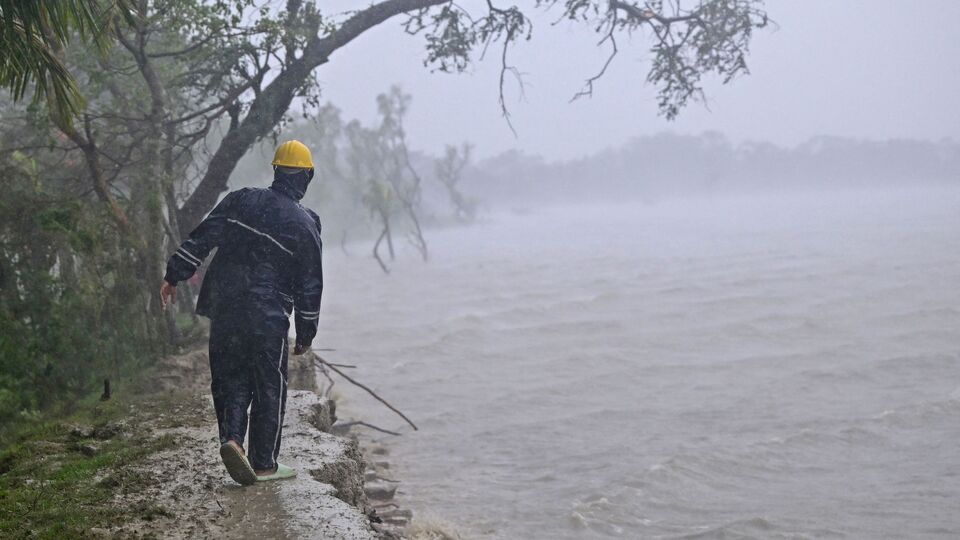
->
xmin=316 ymin=0 xmax=960 ymax=161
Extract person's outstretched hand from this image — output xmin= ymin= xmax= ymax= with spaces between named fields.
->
xmin=292 ymin=343 xmax=308 ymax=356
xmin=160 ymin=281 xmax=177 ymax=310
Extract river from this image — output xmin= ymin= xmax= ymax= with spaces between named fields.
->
xmin=320 ymin=187 xmax=960 ymax=539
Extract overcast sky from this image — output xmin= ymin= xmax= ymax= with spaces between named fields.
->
xmin=316 ymin=0 xmax=960 ymax=161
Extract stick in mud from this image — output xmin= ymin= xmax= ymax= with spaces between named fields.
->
xmin=312 ymin=354 xmax=419 ymax=431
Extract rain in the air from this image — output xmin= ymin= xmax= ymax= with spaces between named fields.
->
xmin=0 ymin=1 xmax=957 ymax=538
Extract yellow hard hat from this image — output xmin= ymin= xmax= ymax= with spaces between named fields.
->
xmin=272 ymin=140 xmax=314 ymax=169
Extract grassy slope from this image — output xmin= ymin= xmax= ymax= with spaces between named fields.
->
xmin=0 ymin=385 xmax=188 ymax=538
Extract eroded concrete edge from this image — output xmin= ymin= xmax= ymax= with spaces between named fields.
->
xmin=103 ymin=349 xmax=380 ymax=539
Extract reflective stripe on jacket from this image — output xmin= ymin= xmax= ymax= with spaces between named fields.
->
xmin=164 ymin=177 xmax=323 ymax=346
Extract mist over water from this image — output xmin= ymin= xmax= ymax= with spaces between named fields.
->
xmin=323 ymin=187 xmax=960 ymax=539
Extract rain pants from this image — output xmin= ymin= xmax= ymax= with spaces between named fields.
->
xmin=163 ymin=173 xmax=323 ymax=470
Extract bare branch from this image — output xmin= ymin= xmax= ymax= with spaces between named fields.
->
xmin=313 ymin=355 xmax=418 ymax=431
xmin=333 ymin=420 xmax=402 ymax=437
xmin=54 ymin=113 xmax=133 ymax=235
xmin=571 ymin=8 xmax=619 ymax=101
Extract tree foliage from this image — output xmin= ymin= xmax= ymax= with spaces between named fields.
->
xmin=0 ymin=0 xmax=121 ymax=118
xmin=0 ymin=149 xmax=154 ymax=422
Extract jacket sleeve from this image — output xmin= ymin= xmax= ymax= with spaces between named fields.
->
xmin=163 ymin=189 xmax=245 ymax=285
xmin=294 ymin=213 xmax=323 ymax=347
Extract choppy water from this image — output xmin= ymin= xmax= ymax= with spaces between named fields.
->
xmin=321 ymin=188 xmax=960 ymax=539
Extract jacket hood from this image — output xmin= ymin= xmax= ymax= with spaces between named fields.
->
xmin=270 ymin=169 xmax=312 ymax=201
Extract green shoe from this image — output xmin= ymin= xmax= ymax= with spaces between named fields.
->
xmin=256 ymin=463 xmax=297 ymax=482
xmin=220 ymin=442 xmax=257 ymax=486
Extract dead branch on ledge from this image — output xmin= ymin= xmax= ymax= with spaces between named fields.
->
xmin=335 ymin=420 xmax=402 ymax=437
xmin=312 ymin=354 xmax=419 ymax=431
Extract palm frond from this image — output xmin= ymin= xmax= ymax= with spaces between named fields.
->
xmin=0 ymin=0 xmax=126 ymax=117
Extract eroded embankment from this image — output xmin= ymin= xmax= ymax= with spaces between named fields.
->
xmin=100 ymin=348 xmax=411 ymax=539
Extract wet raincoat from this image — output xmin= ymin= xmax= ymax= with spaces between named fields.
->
xmin=163 ymin=171 xmax=323 ymax=470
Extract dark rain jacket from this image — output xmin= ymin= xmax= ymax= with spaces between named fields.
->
xmin=163 ymin=174 xmax=323 ymax=347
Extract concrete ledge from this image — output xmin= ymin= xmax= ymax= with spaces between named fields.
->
xmin=259 ymin=389 xmax=375 ymax=539
xmin=110 ymin=349 xmax=379 ymax=539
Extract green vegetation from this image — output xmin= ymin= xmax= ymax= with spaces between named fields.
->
xmin=0 ymin=0 xmax=120 ymax=118
xmin=0 ymin=156 xmax=164 ymax=425
xmin=0 ymin=387 xmax=178 ymax=539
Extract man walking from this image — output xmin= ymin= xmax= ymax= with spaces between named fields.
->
xmin=159 ymin=140 xmax=323 ymax=485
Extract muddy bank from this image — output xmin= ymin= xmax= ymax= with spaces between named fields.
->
xmin=98 ymin=347 xmax=419 ymax=539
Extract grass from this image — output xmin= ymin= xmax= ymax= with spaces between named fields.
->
xmin=0 ymin=387 xmax=181 ymax=538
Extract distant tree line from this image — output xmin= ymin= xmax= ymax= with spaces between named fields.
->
xmin=463 ymin=132 xmax=960 ymax=205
